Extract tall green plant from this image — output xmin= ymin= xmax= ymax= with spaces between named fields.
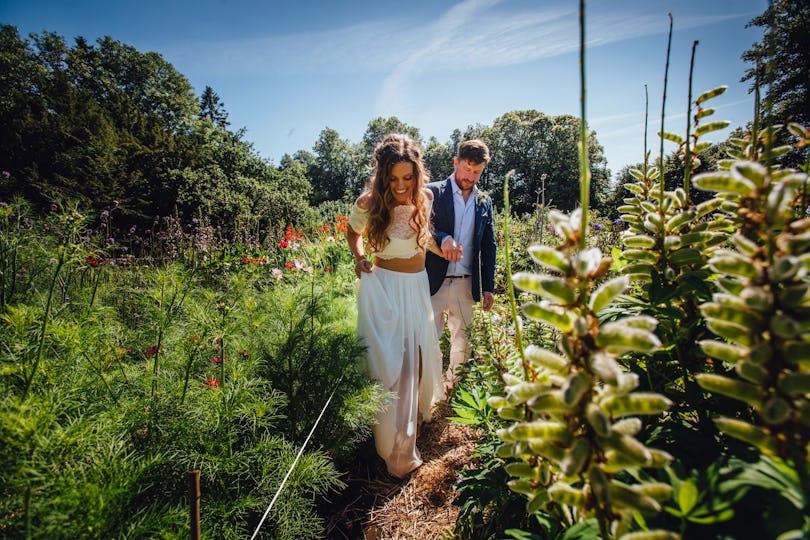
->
xmin=691 ymin=125 xmax=810 ymax=533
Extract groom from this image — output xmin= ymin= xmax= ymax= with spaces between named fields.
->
xmin=426 ymin=139 xmax=496 ymax=390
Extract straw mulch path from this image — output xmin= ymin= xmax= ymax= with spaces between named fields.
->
xmin=325 ymin=400 xmax=482 ymax=539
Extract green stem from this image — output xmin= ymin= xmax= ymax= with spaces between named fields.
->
xmin=21 ymin=255 xmax=64 ymax=402
xmin=684 ymin=40 xmax=699 ymax=200
xmin=578 ymin=0 xmax=590 ymax=250
xmin=659 ymin=12 xmax=673 ymax=205
xmin=81 ymin=351 xmax=118 ymax=404
xmin=502 ymin=171 xmax=527 ymax=378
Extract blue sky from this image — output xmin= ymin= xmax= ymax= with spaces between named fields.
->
xmin=2 ymin=0 xmax=767 ymax=178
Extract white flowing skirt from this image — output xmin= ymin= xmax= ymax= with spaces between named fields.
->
xmin=356 ymin=266 xmax=445 ymax=478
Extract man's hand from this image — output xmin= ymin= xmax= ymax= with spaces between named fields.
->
xmin=481 ymin=291 xmax=494 ymax=311
xmin=441 ymin=237 xmax=463 ymax=262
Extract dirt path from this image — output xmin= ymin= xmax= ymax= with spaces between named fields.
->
xmin=325 ymin=401 xmax=482 ymax=539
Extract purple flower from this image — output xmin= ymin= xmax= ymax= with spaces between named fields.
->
xmin=50 ymin=203 xmax=58 ymax=212
xmin=101 ymin=210 xmax=109 ymax=219
xmin=1 ymin=171 xmax=9 ymax=178
xmin=614 ymin=218 xmax=624 ymax=224
xmin=129 ymin=225 xmax=137 ymax=234
xmin=593 ymin=223 xmax=603 ymax=231
xmin=50 ymin=258 xmax=57 ymax=265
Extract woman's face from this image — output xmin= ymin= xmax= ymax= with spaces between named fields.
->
xmin=388 ymin=161 xmax=416 ymax=205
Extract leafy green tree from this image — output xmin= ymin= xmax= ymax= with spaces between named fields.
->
xmin=359 ymin=116 xmax=422 ymax=162
xmin=199 ymin=85 xmax=230 ymax=128
xmin=423 ymin=135 xmax=455 ymax=183
xmin=741 ymin=0 xmax=809 ymax=127
xmin=309 ymin=128 xmax=361 ymax=204
xmin=484 ymin=110 xmax=610 ymax=214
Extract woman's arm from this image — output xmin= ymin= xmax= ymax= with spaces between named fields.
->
xmin=346 ymin=225 xmax=372 ymax=277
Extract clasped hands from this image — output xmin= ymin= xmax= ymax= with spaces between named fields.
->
xmin=441 ymin=237 xmax=463 ymax=262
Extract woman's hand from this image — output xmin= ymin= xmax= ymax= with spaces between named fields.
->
xmin=355 ymin=257 xmax=372 ymax=278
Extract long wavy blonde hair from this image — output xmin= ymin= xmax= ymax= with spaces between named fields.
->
xmin=364 ymin=133 xmax=432 ymax=253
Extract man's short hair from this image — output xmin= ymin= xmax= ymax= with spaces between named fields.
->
xmin=457 ymin=140 xmax=490 ymax=165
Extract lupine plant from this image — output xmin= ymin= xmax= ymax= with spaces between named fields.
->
xmin=691 ymin=123 xmax=810 ymax=533
xmin=490 ymin=206 xmax=678 ymax=540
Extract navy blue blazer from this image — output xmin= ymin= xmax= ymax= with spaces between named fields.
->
xmin=425 ymin=177 xmax=496 ymax=302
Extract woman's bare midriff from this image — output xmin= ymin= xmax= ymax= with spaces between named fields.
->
xmin=373 ymin=252 xmax=426 ymax=273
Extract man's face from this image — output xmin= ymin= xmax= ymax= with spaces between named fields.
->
xmin=453 ymin=158 xmax=486 ymax=192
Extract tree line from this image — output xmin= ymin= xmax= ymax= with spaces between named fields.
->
xmin=1 ymin=0 xmax=806 ymax=240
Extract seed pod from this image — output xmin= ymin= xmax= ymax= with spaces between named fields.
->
xmin=522 ymin=301 xmax=575 ymax=333
xmin=590 ymin=275 xmax=630 ymax=314
xmin=539 ymin=461 xmax=552 ymax=484
xmin=623 ymin=263 xmax=655 ymax=278
xmin=596 ymin=323 xmax=661 ymax=355
xmin=668 ymin=248 xmax=704 ymax=267
xmin=732 ymin=160 xmax=768 ymax=188
xmin=623 ymin=249 xmax=659 ymax=264
xmin=563 ymin=372 xmax=592 ymax=406
xmin=528 ymin=439 xmax=567 ymax=462
xmin=621 ymin=315 xmax=659 ymax=331
xmin=644 ymin=214 xmax=663 ymax=234
xmin=665 ymin=208 xmax=697 ymax=232
xmin=509 ymin=381 xmax=550 ymax=402
xmin=505 ymin=462 xmax=540 ymax=479
xmin=695 ymin=373 xmax=766 ymax=407
xmin=635 ymin=482 xmax=674 ymax=503
xmin=507 ymin=479 xmax=537 ymax=497
xmin=588 ymin=465 xmax=610 ymax=504
xmin=528 ymin=244 xmax=571 ymax=273
xmin=772 ymin=255 xmax=803 ymax=282
xmin=487 ymin=396 xmax=510 ymax=409
xmin=701 ymin=302 xmax=764 ymax=329
xmin=513 ymin=273 xmax=577 ymax=304
xmin=716 ymin=276 xmax=744 ymax=295
xmin=590 ymin=352 xmax=622 ymax=385
xmin=777 ymin=372 xmax=810 ymax=396
xmin=713 ymin=417 xmax=777 ymax=453
xmin=510 ymin=421 xmax=573 ymax=445
xmin=693 ymin=170 xmax=756 ymax=196
xmin=524 ymin=345 xmax=568 ymax=373
xmin=498 ymin=407 xmax=527 ymax=421
xmin=608 ymin=482 xmax=662 ymax=514
xmin=648 ymin=448 xmax=674 ymax=467
xmin=604 ymin=434 xmax=652 ymax=466
xmin=735 ymin=361 xmax=769 ymax=384
xmin=618 ymin=530 xmax=681 ymax=540
xmin=548 ymin=483 xmax=588 ymax=508
xmin=611 ymin=417 xmax=642 ymax=436
xmin=585 ymin=403 xmax=611 ymax=437
xmin=529 ymin=391 xmax=573 ymax=413
xmin=709 ymin=252 xmax=760 ymax=280
xmin=730 ymin=233 xmax=761 ymax=256
xmin=698 ymin=339 xmax=746 ymax=363
xmin=778 ymin=283 xmax=810 ymax=309
xmin=761 ymin=397 xmax=791 ymax=425
xmin=705 ymin=320 xmax=754 ymax=347
xmin=770 ymin=312 xmax=801 ymax=339
xmin=600 ymin=393 xmax=673 ymax=418
xmin=739 ymin=286 xmax=774 ymax=311
xmin=562 ymin=437 xmax=591 ymax=476
xmin=574 ymin=316 xmax=590 ymax=337
xmin=496 ymin=442 xmax=516 ymax=458
xmin=623 ymin=235 xmax=656 ymax=249
xmin=696 ymin=197 xmax=723 ymax=218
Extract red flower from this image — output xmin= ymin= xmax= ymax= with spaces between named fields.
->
xmin=241 ymin=256 xmax=249 ymax=264
xmin=325 ymin=265 xmax=333 ymax=272
xmin=279 ymin=240 xmax=289 ymax=248
xmin=86 ymin=254 xmax=105 ymax=267
xmin=144 ymin=346 xmax=157 ymax=357
xmin=285 ymin=262 xmax=295 ymax=269
xmin=210 ymin=356 xmax=222 ymax=364
xmin=204 ymin=378 xmax=220 ymax=389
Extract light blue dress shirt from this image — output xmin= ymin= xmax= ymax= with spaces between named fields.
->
xmin=446 ymin=176 xmax=477 ymax=277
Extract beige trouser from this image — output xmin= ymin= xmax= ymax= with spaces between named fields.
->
xmin=431 ymin=276 xmax=475 ymax=386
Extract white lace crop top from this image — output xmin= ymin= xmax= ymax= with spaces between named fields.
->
xmin=348 ymin=200 xmax=432 ymax=260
